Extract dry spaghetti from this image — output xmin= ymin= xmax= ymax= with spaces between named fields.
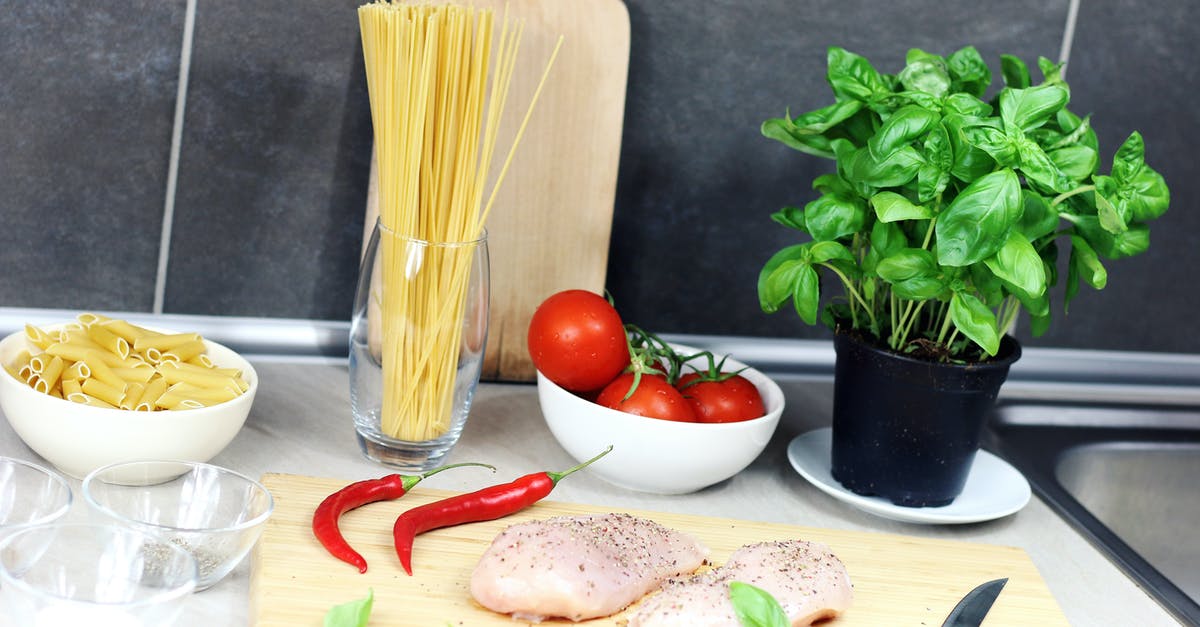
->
xmin=358 ymin=2 xmax=560 ymax=441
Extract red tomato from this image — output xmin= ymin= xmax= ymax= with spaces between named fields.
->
xmin=596 ymin=373 xmax=697 ymax=422
xmin=527 ymin=290 xmax=630 ymax=393
xmin=676 ymin=372 xmax=765 ymax=423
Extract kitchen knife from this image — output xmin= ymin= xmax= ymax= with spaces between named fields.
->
xmin=941 ymin=578 xmax=1008 ymax=627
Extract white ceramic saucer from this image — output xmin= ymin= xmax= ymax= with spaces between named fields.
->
xmin=787 ymin=428 xmax=1031 ymax=524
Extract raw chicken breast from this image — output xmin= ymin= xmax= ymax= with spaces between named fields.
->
xmin=469 ymin=512 xmax=709 ymax=622
xmin=629 ymin=539 xmax=853 ymax=627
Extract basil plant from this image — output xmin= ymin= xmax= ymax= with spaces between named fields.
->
xmin=758 ymin=46 xmax=1169 ymax=362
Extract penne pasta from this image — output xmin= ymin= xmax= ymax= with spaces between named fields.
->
xmin=133 ymin=332 xmax=201 ymax=352
xmin=62 ymin=379 xmax=83 ymax=398
xmin=81 ymin=378 xmax=127 ymax=407
xmin=67 ymin=392 xmax=117 ymax=409
xmin=37 ymin=355 xmax=65 ymax=390
xmin=119 ymin=382 xmax=145 ymax=410
xmin=25 ymin=324 xmax=54 ymax=350
xmin=76 ymin=312 xmax=110 ymax=326
xmin=98 ymin=318 xmax=149 ymax=343
xmin=112 ymin=366 xmax=155 ymax=384
xmin=86 ymin=323 xmax=130 ymax=359
xmin=135 ymin=377 xmax=169 ymax=411
xmin=164 ymin=360 xmax=243 ymax=379
xmin=63 ymin=361 xmax=90 ymax=382
xmin=161 ymin=340 xmax=206 ymax=363
xmin=156 ymin=362 xmax=242 ymax=392
xmin=10 ymin=316 xmax=249 ymax=411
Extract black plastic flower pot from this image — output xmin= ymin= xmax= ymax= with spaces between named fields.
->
xmin=829 ymin=331 xmax=1022 ymax=508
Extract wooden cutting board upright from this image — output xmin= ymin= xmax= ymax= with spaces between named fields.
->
xmin=249 ymin=473 xmax=1069 ymax=626
xmin=361 ymin=0 xmax=631 ymax=383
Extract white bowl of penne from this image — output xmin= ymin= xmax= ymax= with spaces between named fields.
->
xmin=0 ymin=315 xmax=258 ymax=480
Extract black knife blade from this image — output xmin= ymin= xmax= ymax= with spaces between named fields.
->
xmin=941 ymin=578 xmax=1008 ymax=627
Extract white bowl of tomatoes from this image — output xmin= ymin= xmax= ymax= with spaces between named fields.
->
xmin=528 ymin=288 xmax=784 ymax=494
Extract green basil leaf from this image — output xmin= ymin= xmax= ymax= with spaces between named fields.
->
xmin=1068 ymin=215 xmax=1151 ymax=259
xmin=950 ymin=290 xmax=1000 ymax=356
xmin=761 ymin=117 xmax=835 ymax=159
xmin=812 ymin=173 xmax=856 ymax=198
xmin=845 ymin=144 xmax=924 ymax=189
xmin=792 ymin=262 xmax=822 ymax=325
xmin=769 ymin=206 xmax=808 ymax=233
xmin=827 ymin=47 xmax=890 ymax=102
xmin=762 ymin=100 xmax=868 ymax=158
xmin=947 ymin=46 xmax=991 ymax=98
xmin=1111 ymin=131 xmax=1145 ymax=183
xmin=871 ymin=191 xmax=932 ymax=222
xmin=899 ymin=49 xmax=951 ymax=97
xmin=969 ymin=264 xmax=1006 ymax=308
xmin=892 ymin=276 xmax=948 ymax=301
xmin=923 ymin=122 xmax=954 ymax=171
xmin=758 ymin=244 xmax=811 ymax=313
xmin=999 ymin=85 xmax=1070 ymax=133
xmin=810 ymin=240 xmax=856 ymax=264
xmin=943 ymin=93 xmax=993 ymax=117
xmin=729 ymin=582 xmax=790 ymax=627
xmin=935 ymin=168 xmax=1022 ymax=266
xmin=1048 ymin=145 xmax=1098 ymax=181
xmin=1049 ymin=110 xmax=1096 ymax=151
xmin=1093 ymin=183 xmax=1129 ymax=234
xmin=1124 ymin=165 xmax=1171 ymax=221
xmin=1069 ymin=235 xmax=1108 ymax=290
xmin=1000 ymin=54 xmax=1032 ymax=88
xmin=944 ymin=114 xmax=997 ymax=182
xmin=1038 ymin=56 xmax=1066 ymax=86
xmin=1015 ymin=137 xmax=1074 ymax=193
xmin=869 ymin=106 xmax=940 ymax=160
xmin=324 ymin=589 xmax=374 ymax=627
xmin=804 ymin=193 xmax=867 ymax=241
xmin=864 ymin=220 xmax=908 ymax=273
xmin=1017 ymin=189 xmax=1058 ymax=240
xmin=983 ymin=231 xmax=1047 ymax=298
xmin=962 ymin=124 xmax=1018 ymax=166
xmin=918 ymin=164 xmax=952 ymax=203
xmin=877 ymin=248 xmax=938 ymax=282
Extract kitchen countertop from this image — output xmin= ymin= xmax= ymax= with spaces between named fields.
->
xmin=0 ymin=356 xmax=1181 ymax=626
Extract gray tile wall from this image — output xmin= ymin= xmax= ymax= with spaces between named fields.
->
xmin=1 ymin=1 xmax=1196 ymax=354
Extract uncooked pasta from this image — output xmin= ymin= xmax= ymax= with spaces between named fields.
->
xmin=358 ymin=1 xmax=561 ymax=441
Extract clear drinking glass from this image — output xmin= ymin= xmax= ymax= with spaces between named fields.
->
xmin=349 ymin=220 xmax=490 ymax=472
xmin=81 ymin=460 xmax=275 ymax=591
xmin=0 ymin=523 xmax=198 ymax=627
xmin=0 ymin=457 xmax=72 ymax=536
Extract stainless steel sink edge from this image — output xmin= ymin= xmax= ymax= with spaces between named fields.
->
xmin=988 ymin=416 xmax=1200 ymax=625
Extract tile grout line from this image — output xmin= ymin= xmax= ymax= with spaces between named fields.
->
xmin=1058 ymin=0 xmax=1081 ymax=77
xmin=154 ymin=0 xmax=198 ymax=314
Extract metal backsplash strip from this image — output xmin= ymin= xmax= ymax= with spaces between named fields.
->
xmin=3 ymin=307 xmax=1200 ymax=404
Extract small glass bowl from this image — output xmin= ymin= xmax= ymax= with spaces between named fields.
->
xmin=82 ymin=460 xmax=274 ymax=591
xmin=0 ymin=522 xmax=198 ymax=626
xmin=0 ymin=456 xmax=72 ymax=535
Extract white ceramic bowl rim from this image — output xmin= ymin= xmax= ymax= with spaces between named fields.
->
xmin=0 ymin=325 xmax=259 ymax=417
xmin=0 ymin=522 xmax=199 ymax=606
xmin=82 ymin=459 xmax=275 ymax=534
xmin=0 ymin=455 xmax=73 ymax=527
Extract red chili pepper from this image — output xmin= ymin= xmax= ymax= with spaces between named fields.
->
xmin=313 ymin=461 xmax=493 ymax=573
xmin=392 ymin=446 xmax=612 ymax=575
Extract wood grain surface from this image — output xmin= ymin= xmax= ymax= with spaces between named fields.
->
xmin=361 ymin=0 xmax=630 ymax=383
xmin=250 ymin=473 xmax=1068 ymax=626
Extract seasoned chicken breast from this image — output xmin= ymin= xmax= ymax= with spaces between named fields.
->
xmin=628 ymin=539 xmax=853 ymax=627
xmin=469 ymin=512 xmax=709 ymax=622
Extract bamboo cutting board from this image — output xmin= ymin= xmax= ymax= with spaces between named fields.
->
xmin=250 ymin=473 xmax=1068 ymax=626
xmin=362 ymin=0 xmax=630 ymax=383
